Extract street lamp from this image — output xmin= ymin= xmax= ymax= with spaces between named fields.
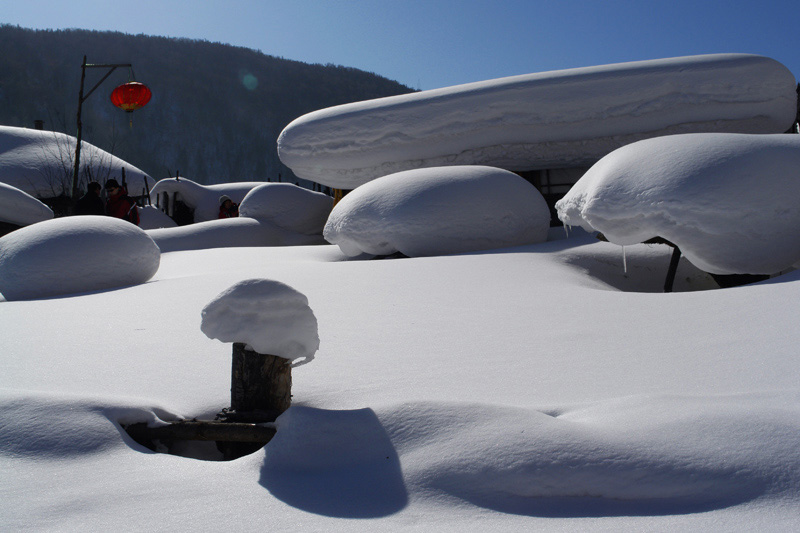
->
xmin=71 ymin=56 xmax=151 ymax=201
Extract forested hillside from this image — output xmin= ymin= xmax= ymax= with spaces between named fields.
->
xmin=0 ymin=25 xmax=414 ymax=186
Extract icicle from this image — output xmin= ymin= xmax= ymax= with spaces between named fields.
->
xmin=622 ymin=245 xmax=627 ymax=274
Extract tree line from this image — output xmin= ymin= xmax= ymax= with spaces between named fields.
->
xmin=0 ymin=25 xmax=414 ymax=187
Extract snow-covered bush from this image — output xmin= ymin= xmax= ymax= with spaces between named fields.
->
xmin=556 ymin=133 xmax=800 ymax=275
xmin=0 ymin=216 xmax=160 ymax=300
xmin=0 ymin=181 xmax=54 ymax=226
xmin=324 ymin=165 xmax=551 ymax=257
xmin=239 ymin=183 xmax=333 ymax=234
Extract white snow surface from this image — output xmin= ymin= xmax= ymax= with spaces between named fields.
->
xmin=0 ymin=125 xmax=154 ymax=198
xmin=1 ymin=223 xmax=800 ymax=530
xmin=0 ymin=181 xmax=54 ymax=226
xmin=201 ymin=278 xmax=319 ymax=363
xmin=0 ymin=215 xmax=160 ymax=301
xmin=239 ymin=183 xmax=334 ymax=235
xmin=324 ymin=165 xmax=551 ymax=257
xmin=150 ymin=177 xmax=266 ymax=222
xmin=556 ymin=133 xmax=800 ymax=275
xmin=278 ymin=54 xmax=797 ymax=189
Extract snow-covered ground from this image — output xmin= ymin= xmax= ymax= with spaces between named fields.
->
xmin=2 ymin=227 xmax=799 ymax=531
xmin=278 ymin=54 xmax=797 ymax=189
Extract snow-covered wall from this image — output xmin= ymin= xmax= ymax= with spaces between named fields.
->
xmin=278 ymin=54 xmax=797 ymax=189
xmin=0 ymin=126 xmax=154 ymax=198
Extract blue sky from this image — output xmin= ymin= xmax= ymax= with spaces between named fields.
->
xmin=2 ymin=0 xmax=798 ymax=90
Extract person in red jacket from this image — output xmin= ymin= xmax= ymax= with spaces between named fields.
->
xmin=218 ymin=195 xmax=239 ymax=219
xmin=105 ymin=179 xmax=139 ymax=225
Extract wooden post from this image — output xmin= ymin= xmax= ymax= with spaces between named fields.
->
xmin=231 ymin=342 xmax=292 ymax=416
xmin=663 ymin=246 xmax=682 ymax=293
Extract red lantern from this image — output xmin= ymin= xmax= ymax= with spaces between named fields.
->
xmin=110 ymin=82 xmax=152 ymax=112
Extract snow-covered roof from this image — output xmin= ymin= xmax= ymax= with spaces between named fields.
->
xmin=201 ymin=278 xmax=319 ymax=364
xmin=0 ymin=126 xmax=154 ymax=198
xmin=556 ymin=133 xmax=800 ymax=275
xmin=324 ymin=165 xmax=551 ymax=257
xmin=278 ymin=54 xmax=797 ymax=189
xmin=150 ymin=178 xmax=265 ymax=222
xmin=239 ymin=183 xmax=333 ymax=235
xmin=0 ymin=181 xmax=54 ymax=226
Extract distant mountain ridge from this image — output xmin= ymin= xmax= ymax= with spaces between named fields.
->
xmin=0 ymin=25 xmax=414 ymax=187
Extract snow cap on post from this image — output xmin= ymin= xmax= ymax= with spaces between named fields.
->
xmin=201 ymin=279 xmax=319 ymax=366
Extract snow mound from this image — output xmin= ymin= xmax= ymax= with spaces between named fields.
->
xmin=382 ymin=394 xmax=800 ymax=515
xmin=138 ymin=205 xmax=178 ymax=230
xmin=0 ymin=216 xmax=160 ymax=300
xmin=0 ymin=181 xmax=54 ymax=226
xmin=147 ymin=217 xmax=326 ymax=253
xmin=556 ymin=133 xmax=800 ymax=275
xmin=324 ymin=165 xmax=550 ymax=257
xmin=239 ymin=183 xmax=333 ymax=234
xmin=150 ymin=178 xmax=265 ymax=222
xmin=201 ymin=278 xmax=319 ymax=364
xmin=278 ymin=54 xmax=797 ymax=189
xmin=0 ymin=126 xmax=153 ymax=198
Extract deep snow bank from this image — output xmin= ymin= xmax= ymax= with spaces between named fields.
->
xmin=0 ymin=181 xmax=54 ymax=226
xmin=239 ymin=183 xmax=333 ymax=235
xmin=324 ymin=166 xmax=550 ymax=257
xmin=0 ymin=126 xmax=153 ymax=198
xmin=556 ymin=133 xmax=800 ymax=275
xmin=0 ymin=216 xmax=160 ymax=300
xmin=278 ymin=54 xmax=797 ymax=189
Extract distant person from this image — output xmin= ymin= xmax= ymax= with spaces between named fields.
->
xmin=218 ymin=195 xmax=239 ymax=218
xmin=105 ymin=179 xmax=139 ymax=225
xmin=75 ymin=181 xmax=105 ymax=216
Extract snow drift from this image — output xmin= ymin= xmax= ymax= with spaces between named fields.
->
xmin=324 ymin=165 xmax=551 ymax=257
xmin=146 ymin=217 xmax=327 ymax=253
xmin=0 ymin=216 xmax=160 ymax=300
xmin=239 ymin=183 xmax=334 ymax=235
xmin=556 ymin=133 xmax=800 ymax=275
xmin=0 ymin=125 xmax=153 ymax=198
xmin=0 ymin=181 xmax=54 ymax=226
xmin=278 ymin=54 xmax=797 ymax=189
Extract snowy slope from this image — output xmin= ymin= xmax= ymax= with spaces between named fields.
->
xmin=278 ymin=54 xmax=796 ymax=189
